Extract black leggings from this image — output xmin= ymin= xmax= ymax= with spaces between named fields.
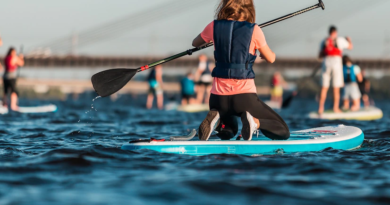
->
xmin=210 ymin=93 xmax=290 ymax=140
xmin=3 ymin=79 xmax=18 ymax=95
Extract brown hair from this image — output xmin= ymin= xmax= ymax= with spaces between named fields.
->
xmin=216 ymin=0 xmax=256 ymax=23
xmin=343 ymin=55 xmax=353 ymax=65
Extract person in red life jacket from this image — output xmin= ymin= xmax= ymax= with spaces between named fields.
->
xmin=342 ymin=55 xmax=363 ymax=111
xmin=195 ymin=54 xmax=213 ymax=104
xmin=318 ymin=26 xmax=353 ymax=115
xmin=0 ymin=35 xmax=3 ymax=71
xmin=270 ymin=71 xmax=288 ymax=106
xmin=192 ymin=0 xmax=290 ymax=141
xmin=146 ymin=65 xmax=164 ymax=110
xmin=2 ymin=47 xmax=24 ymax=110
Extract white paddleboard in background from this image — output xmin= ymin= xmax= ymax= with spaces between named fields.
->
xmin=0 ymin=104 xmax=57 ymax=114
xmin=309 ymin=106 xmax=383 ymax=121
xmin=165 ymin=102 xmax=210 ymax=113
xmin=177 ymin=104 xmax=209 ymax=113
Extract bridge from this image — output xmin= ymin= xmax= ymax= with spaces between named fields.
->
xmin=1 ymin=56 xmax=389 ymax=70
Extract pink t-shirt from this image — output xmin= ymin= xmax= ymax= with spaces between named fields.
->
xmin=201 ymin=21 xmax=268 ymax=95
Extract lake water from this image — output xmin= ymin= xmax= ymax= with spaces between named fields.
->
xmin=0 ymin=93 xmax=389 ymax=205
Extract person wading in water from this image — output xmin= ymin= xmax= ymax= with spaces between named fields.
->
xmin=192 ymin=0 xmax=290 ymax=141
xmin=146 ymin=65 xmax=164 ymax=110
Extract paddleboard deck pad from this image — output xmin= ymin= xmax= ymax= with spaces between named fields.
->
xmin=122 ymin=125 xmax=364 ymax=155
xmin=309 ymin=106 xmax=383 ymax=121
xmin=0 ymin=104 xmax=57 ymax=114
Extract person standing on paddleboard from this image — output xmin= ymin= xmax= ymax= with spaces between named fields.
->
xmin=318 ymin=26 xmax=353 ymax=115
xmin=342 ymin=55 xmax=363 ymax=111
xmin=0 ymin=35 xmax=3 ymax=72
xmin=146 ymin=65 xmax=164 ymax=110
xmin=195 ymin=54 xmax=213 ymax=104
xmin=2 ymin=47 xmax=24 ymax=111
xmin=192 ymin=0 xmax=290 ymax=141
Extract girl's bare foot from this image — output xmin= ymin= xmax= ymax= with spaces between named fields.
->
xmin=350 ymin=106 xmax=360 ymax=112
xmin=318 ymin=107 xmax=324 ymax=115
xmin=11 ymin=105 xmax=19 ymax=111
xmin=333 ymin=108 xmax=342 ymax=113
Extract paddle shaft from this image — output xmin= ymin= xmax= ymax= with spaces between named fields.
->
xmin=137 ymin=0 xmax=325 ymax=73
xmin=17 ymin=45 xmax=24 ymax=77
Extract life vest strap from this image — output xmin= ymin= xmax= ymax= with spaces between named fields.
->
xmin=215 ymin=62 xmax=253 ymax=70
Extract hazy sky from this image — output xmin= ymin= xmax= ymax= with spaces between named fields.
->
xmin=1 ymin=0 xmax=390 ymax=58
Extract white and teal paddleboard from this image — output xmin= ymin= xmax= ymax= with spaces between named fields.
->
xmin=122 ymin=125 xmax=364 ymax=156
xmin=0 ymin=104 xmax=57 ymax=115
xmin=309 ymin=106 xmax=383 ymax=121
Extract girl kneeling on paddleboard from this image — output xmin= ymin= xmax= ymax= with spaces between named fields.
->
xmin=192 ymin=0 xmax=290 ymax=141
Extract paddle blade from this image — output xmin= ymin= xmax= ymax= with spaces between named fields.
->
xmin=281 ymin=91 xmax=297 ymax=109
xmin=91 ymin=68 xmax=138 ymax=97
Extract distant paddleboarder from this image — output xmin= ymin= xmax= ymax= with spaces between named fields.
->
xmin=192 ymin=0 xmax=290 ymax=141
xmin=146 ymin=65 xmax=164 ymax=110
xmin=358 ymin=69 xmax=371 ymax=107
xmin=0 ymin=35 xmax=2 ymax=71
xmin=318 ymin=26 xmax=353 ymax=114
xmin=195 ymin=54 xmax=213 ymax=104
xmin=342 ymin=55 xmax=363 ymax=111
xmin=2 ymin=47 xmax=24 ymax=111
xmin=270 ymin=71 xmax=288 ymax=106
xmin=180 ymin=72 xmax=196 ymax=106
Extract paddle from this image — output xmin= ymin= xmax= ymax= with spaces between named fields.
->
xmin=281 ymin=91 xmax=297 ymax=109
xmin=17 ymin=45 xmax=24 ymax=78
xmin=92 ymin=0 xmax=325 ymax=97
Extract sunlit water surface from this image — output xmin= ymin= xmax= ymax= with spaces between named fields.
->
xmin=1 ymin=93 xmax=389 ymax=205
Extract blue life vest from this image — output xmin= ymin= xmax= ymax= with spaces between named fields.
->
xmin=212 ymin=20 xmax=257 ymax=79
xmin=181 ymin=77 xmax=195 ymax=95
xmin=147 ymin=69 xmax=158 ymax=88
xmin=343 ymin=65 xmax=357 ymax=83
xmin=147 ymin=69 xmax=156 ymax=81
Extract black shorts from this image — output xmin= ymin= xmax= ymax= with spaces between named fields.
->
xmin=3 ymin=79 xmax=18 ymax=95
xmin=360 ymin=89 xmax=368 ymax=96
xmin=196 ymin=81 xmax=212 ymax=86
xmin=182 ymin=94 xmax=195 ymax=101
xmin=210 ymin=93 xmax=290 ymax=140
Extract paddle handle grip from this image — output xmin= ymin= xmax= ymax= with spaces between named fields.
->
xmin=137 ymin=0 xmax=325 ymax=73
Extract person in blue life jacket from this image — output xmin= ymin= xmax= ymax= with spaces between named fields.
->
xmin=180 ymin=72 xmax=196 ymax=106
xmin=342 ymin=55 xmax=363 ymax=111
xmin=195 ymin=54 xmax=213 ymax=104
xmin=146 ymin=65 xmax=164 ymax=110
